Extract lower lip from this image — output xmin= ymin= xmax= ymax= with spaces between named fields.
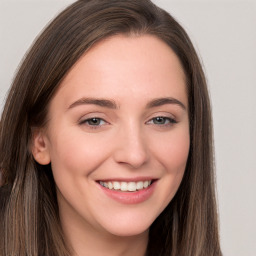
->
xmin=97 ymin=181 xmax=157 ymax=204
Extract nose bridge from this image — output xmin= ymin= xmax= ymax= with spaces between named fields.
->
xmin=113 ymin=120 xmax=149 ymax=168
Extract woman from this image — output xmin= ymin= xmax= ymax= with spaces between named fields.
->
xmin=0 ymin=0 xmax=222 ymax=255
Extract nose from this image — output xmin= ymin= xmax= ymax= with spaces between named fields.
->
xmin=113 ymin=124 xmax=149 ymax=169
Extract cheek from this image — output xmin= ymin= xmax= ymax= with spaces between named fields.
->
xmin=145 ymin=127 xmax=190 ymax=216
xmin=152 ymin=126 xmax=190 ymax=196
xmin=48 ymin=129 xmax=111 ymax=178
xmin=153 ymin=128 xmax=190 ymax=172
xmin=168 ymin=135 xmax=190 ymax=170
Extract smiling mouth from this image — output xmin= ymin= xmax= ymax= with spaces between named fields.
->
xmin=98 ymin=180 xmax=154 ymax=192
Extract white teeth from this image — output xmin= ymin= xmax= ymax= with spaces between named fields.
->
xmin=108 ymin=182 xmax=113 ymax=189
xmin=143 ymin=181 xmax=149 ymax=188
xmin=120 ymin=182 xmax=128 ymax=191
xmin=136 ymin=181 xmax=144 ymax=190
xmin=99 ymin=180 xmax=152 ymax=191
xmin=127 ymin=182 xmax=136 ymax=192
xmin=100 ymin=181 xmax=109 ymax=188
xmin=113 ymin=181 xmax=121 ymax=190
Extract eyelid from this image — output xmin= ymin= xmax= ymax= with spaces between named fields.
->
xmin=147 ymin=116 xmax=177 ymax=124
xmin=78 ymin=117 xmax=109 ymax=130
xmin=145 ymin=113 xmax=178 ymax=128
xmin=77 ymin=111 xmax=107 ymax=123
xmin=146 ymin=111 xmax=177 ymax=121
xmin=81 ymin=117 xmax=106 ymax=123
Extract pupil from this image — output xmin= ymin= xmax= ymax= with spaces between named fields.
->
xmin=155 ymin=117 xmax=165 ymax=124
xmin=90 ymin=118 xmax=99 ymax=125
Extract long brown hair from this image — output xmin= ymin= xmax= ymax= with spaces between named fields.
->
xmin=0 ymin=0 xmax=222 ymax=255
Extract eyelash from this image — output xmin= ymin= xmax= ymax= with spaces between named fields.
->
xmin=79 ymin=116 xmax=177 ymax=129
xmin=79 ymin=117 xmax=108 ymax=129
xmin=146 ymin=116 xmax=177 ymax=126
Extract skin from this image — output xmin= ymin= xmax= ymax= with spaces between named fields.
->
xmin=32 ymin=34 xmax=190 ymax=256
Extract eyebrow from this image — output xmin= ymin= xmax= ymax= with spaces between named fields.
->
xmin=68 ymin=98 xmax=119 ymax=110
xmin=146 ymin=97 xmax=186 ymax=110
xmin=68 ymin=97 xmax=186 ymax=110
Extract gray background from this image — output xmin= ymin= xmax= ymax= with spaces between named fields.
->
xmin=0 ymin=0 xmax=255 ymax=255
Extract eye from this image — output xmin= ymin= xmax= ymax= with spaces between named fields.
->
xmin=79 ymin=117 xmax=107 ymax=127
xmin=147 ymin=116 xmax=177 ymax=126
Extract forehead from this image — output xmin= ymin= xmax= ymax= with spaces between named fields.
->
xmin=52 ymin=34 xmax=187 ymax=108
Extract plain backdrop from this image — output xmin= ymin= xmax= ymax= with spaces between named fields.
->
xmin=0 ymin=0 xmax=255 ymax=255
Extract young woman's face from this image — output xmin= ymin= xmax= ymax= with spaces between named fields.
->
xmin=34 ymin=35 xmax=190 ymax=237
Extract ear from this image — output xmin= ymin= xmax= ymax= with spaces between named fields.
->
xmin=31 ymin=129 xmax=51 ymax=165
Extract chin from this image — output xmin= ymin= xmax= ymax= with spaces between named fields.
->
xmin=96 ymin=211 xmax=156 ymax=237
xmin=107 ymin=224 xmax=150 ymax=237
